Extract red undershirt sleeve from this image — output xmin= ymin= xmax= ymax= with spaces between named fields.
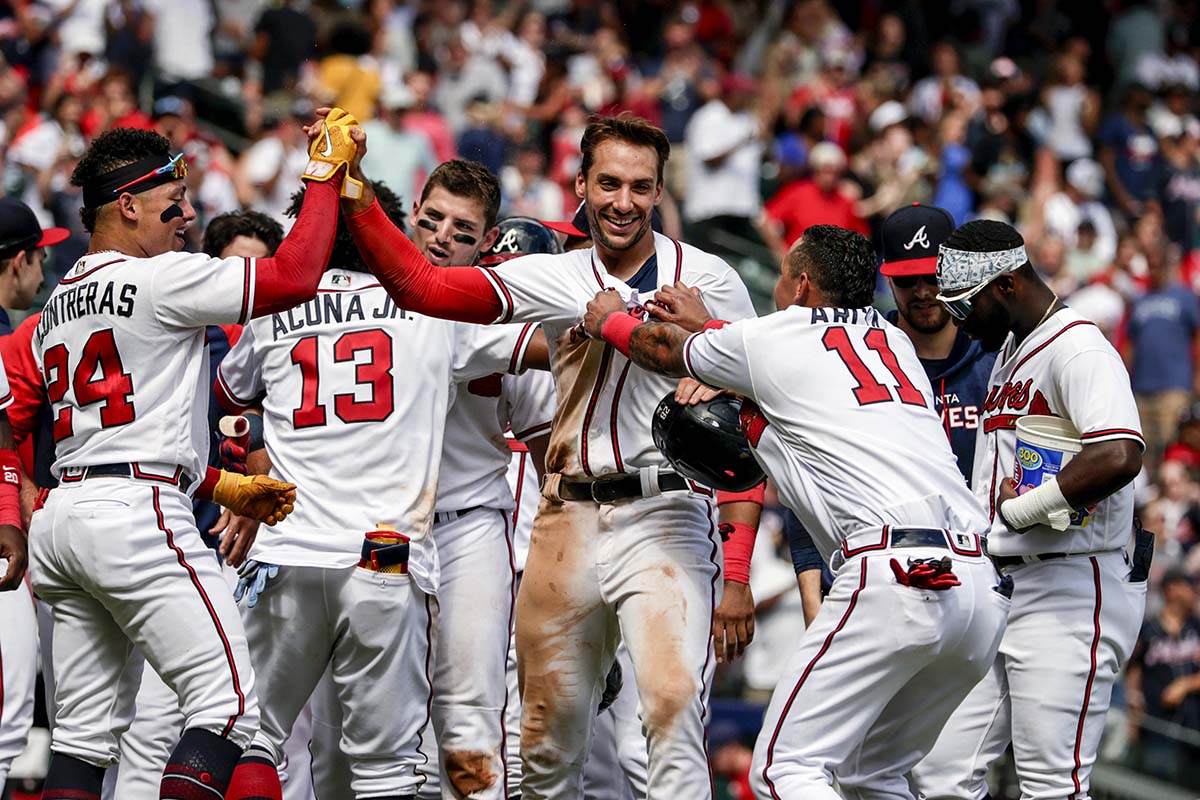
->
xmin=347 ymin=199 xmax=502 ymax=325
xmin=250 ymin=179 xmax=341 ymax=317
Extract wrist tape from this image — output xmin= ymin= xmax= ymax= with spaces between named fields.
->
xmin=1001 ymin=478 xmax=1073 ymax=531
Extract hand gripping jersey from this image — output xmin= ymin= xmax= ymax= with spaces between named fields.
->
xmin=479 ymin=232 xmax=756 ymax=480
xmin=216 ymin=269 xmax=520 ymax=592
xmin=683 ymin=305 xmax=989 ymax=562
xmin=33 ymin=250 xmax=256 ymax=480
xmin=973 ymin=307 xmax=1144 ymax=556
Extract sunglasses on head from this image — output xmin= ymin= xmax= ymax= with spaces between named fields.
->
xmin=890 ymin=274 xmax=939 ymax=289
xmin=113 ymin=152 xmax=188 ymax=194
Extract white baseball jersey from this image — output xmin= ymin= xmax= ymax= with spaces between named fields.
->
xmin=435 ymin=322 xmax=543 ymax=513
xmin=504 ymin=367 xmax=557 ymax=571
xmin=479 ymin=232 xmax=756 ymax=480
xmin=0 ymin=352 xmax=13 ymax=411
xmin=683 ymin=305 xmax=989 ymax=563
xmin=215 ymin=269 xmax=517 ymax=588
xmin=973 ymin=307 xmax=1144 ymax=556
xmin=33 ymin=250 xmax=256 ymax=479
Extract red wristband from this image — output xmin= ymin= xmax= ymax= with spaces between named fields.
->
xmin=720 ymin=521 xmax=756 ymax=584
xmin=195 ymin=466 xmax=221 ymax=501
xmin=717 ymin=481 xmax=766 ymax=507
xmin=600 ymin=313 xmax=642 ymax=358
xmin=0 ymin=449 xmax=23 ymax=530
xmin=703 ymin=318 xmax=731 ymax=332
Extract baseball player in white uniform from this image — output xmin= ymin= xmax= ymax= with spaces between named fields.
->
xmin=339 ymin=115 xmax=759 ymax=799
xmin=584 ymin=223 xmax=1011 ymax=798
xmin=404 ymin=171 xmax=555 ymax=800
xmin=27 ymin=115 xmax=355 ymax=800
xmin=215 ymin=178 xmax=537 ymax=800
xmin=0 ymin=356 xmax=31 ymax=796
xmin=911 ymin=220 xmax=1148 ymax=799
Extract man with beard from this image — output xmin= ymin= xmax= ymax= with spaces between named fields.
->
xmin=338 ymin=114 xmax=759 ymax=799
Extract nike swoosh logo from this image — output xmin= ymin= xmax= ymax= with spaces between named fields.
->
xmin=319 ymin=124 xmax=333 ymax=157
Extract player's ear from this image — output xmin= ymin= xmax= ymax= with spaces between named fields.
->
xmin=575 ymin=170 xmax=586 ymax=201
xmin=793 ymin=272 xmax=810 ymax=307
xmin=116 ymin=191 xmax=139 ymax=223
xmin=479 ymin=225 xmax=500 ymax=254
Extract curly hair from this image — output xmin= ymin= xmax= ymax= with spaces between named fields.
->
xmin=285 ymin=180 xmax=405 ymax=273
xmin=941 ymin=219 xmax=1025 ymax=255
xmin=787 ymin=225 xmax=878 ymax=309
xmin=201 ymin=210 xmax=284 ymax=258
xmin=580 ymin=114 xmax=670 ymax=184
xmin=418 ymin=160 xmax=502 ymax=231
xmin=71 ymin=127 xmax=173 ymax=233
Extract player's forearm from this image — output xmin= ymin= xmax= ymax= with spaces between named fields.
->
xmin=718 ymin=494 xmax=762 ymax=585
xmin=1056 ymin=439 xmax=1142 ymax=508
xmin=797 ymin=570 xmax=823 ymax=627
xmin=600 ymin=315 xmax=690 ymax=377
xmin=347 ymin=199 xmax=501 ymax=324
xmin=251 ymin=180 xmax=340 ymax=317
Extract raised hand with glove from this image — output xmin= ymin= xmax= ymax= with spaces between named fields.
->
xmin=301 ymin=106 xmax=364 ymax=199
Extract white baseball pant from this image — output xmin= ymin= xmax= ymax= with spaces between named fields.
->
xmin=424 ymin=508 xmax=516 ymax=799
xmin=241 ymin=563 xmax=432 ymax=798
xmin=0 ymin=576 xmax=37 ymax=794
xmin=29 ymin=478 xmax=259 ymax=764
xmin=911 ymin=549 xmax=1147 ymax=800
xmin=750 ymin=534 xmax=1009 ymax=799
xmin=517 ymin=491 xmax=722 ymax=800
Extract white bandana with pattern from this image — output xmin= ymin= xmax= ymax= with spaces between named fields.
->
xmin=936 ymin=245 xmax=1028 ymax=296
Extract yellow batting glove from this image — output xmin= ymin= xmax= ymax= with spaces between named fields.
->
xmin=302 ymin=107 xmax=364 ymax=199
xmin=212 ymin=471 xmax=297 ymax=526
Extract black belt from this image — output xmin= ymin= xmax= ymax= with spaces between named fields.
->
xmin=559 ymin=473 xmax=690 ymax=503
xmin=889 ymin=528 xmax=952 ymax=549
xmin=60 ymin=462 xmax=194 ymax=492
xmin=433 ymin=505 xmax=484 ymax=525
xmin=991 ymin=552 xmax=1067 ymax=570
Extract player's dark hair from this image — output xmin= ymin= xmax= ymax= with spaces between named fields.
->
xmin=418 ymin=159 xmax=501 ymax=231
xmin=201 ymin=211 xmax=284 ymax=257
xmin=788 ymin=224 xmax=877 ymax=308
xmin=286 ymin=180 xmax=405 ymax=273
xmin=942 ymin=219 xmax=1026 ymax=254
xmin=71 ymin=127 xmax=172 ymax=233
xmin=579 ymin=114 xmax=670 ymax=183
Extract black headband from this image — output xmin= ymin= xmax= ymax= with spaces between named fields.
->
xmin=82 ymin=153 xmax=187 ymax=210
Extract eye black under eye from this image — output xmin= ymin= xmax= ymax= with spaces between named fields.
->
xmin=452 ymin=233 xmax=477 ymax=245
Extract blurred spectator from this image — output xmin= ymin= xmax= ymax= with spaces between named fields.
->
xmin=758 ymin=142 xmax=867 ymax=259
xmin=645 ymin=14 xmax=714 ymax=196
xmin=78 ymin=68 xmax=153 ymax=138
xmin=249 ymin=0 xmax=317 ymax=97
xmin=315 ymin=20 xmax=381 ymax=123
xmin=360 ymin=85 xmax=439 ymax=207
xmin=1029 ymin=52 xmax=1100 ymax=162
xmin=1107 ymin=0 xmax=1167 ymax=91
xmin=457 ymin=98 xmax=509 ymax=177
xmin=236 ymin=101 xmax=310 ymax=225
xmin=434 ymin=35 xmax=508 ymax=136
xmin=1154 ymin=116 xmax=1200 ymax=252
xmin=1124 ymin=245 xmax=1200 ymax=473
xmin=1099 ymin=83 xmax=1160 ymax=218
xmin=504 ymin=10 xmax=548 ymax=107
xmin=1042 ymin=158 xmax=1119 ymax=282
xmin=785 ymin=46 xmax=859 ymax=151
xmin=862 ymin=12 xmax=913 ymax=97
xmin=404 ymin=67 xmax=456 ymax=163
xmin=909 ymin=41 xmax=980 ymax=125
xmin=144 ymin=0 xmax=215 ymax=83
xmin=5 ymin=91 xmax=83 ymax=220
xmin=1165 ymin=403 xmax=1200 ymax=473
xmin=932 ymin=112 xmax=973 ymax=224
xmin=1128 ymin=568 xmax=1200 ymax=789
xmin=500 ymin=144 xmax=564 ymax=219
xmin=104 ymin=0 xmax=154 ymax=79
xmin=709 ymin=718 xmax=754 ymax=800
xmin=683 ymin=73 xmax=764 ymax=261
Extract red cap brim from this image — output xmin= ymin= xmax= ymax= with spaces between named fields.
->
xmin=37 ymin=227 xmax=70 ymax=248
xmin=880 ymin=256 xmax=937 ymax=277
xmin=541 ymin=219 xmax=587 ymax=238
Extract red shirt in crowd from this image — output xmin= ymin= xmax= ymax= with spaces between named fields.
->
xmin=763 ymin=179 xmax=869 ymax=248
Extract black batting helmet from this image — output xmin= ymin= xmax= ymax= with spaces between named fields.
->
xmin=651 ymin=392 xmax=765 ymax=492
xmin=479 ymin=216 xmax=562 ymax=265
